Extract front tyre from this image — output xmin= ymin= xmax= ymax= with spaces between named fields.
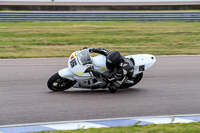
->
xmin=47 ymin=73 xmax=76 ymax=91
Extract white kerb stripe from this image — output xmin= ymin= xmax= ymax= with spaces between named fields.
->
xmin=135 ymin=117 xmax=195 ymax=124
xmin=42 ymin=122 xmax=108 ymax=130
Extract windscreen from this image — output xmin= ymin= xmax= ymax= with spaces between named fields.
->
xmin=77 ymin=50 xmax=92 ymax=65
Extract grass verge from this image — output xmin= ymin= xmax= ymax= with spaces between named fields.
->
xmin=34 ymin=122 xmax=200 ymax=133
xmin=0 ymin=21 xmax=200 ymax=58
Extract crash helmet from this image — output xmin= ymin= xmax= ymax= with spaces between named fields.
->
xmin=106 ymin=51 xmax=123 ymax=70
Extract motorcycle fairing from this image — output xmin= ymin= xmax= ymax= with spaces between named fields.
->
xmin=125 ymin=54 xmax=156 ymax=75
xmin=92 ymin=54 xmax=108 ymax=73
xmin=68 ymin=50 xmax=91 ymax=76
xmin=58 ymin=68 xmax=75 ymax=81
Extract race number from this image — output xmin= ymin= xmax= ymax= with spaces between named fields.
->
xmin=70 ymin=59 xmax=77 ymax=68
xmin=139 ymin=65 xmax=145 ymax=71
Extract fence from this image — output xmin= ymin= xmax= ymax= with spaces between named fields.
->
xmin=0 ymin=11 xmax=200 ymax=22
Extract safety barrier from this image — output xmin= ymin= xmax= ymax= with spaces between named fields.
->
xmin=0 ymin=11 xmax=200 ymax=22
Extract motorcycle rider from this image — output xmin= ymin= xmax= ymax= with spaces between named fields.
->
xmin=84 ymin=47 xmax=134 ymax=93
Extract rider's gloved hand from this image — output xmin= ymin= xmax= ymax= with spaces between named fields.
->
xmin=83 ymin=47 xmax=95 ymax=52
xmin=83 ymin=47 xmax=88 ymax=50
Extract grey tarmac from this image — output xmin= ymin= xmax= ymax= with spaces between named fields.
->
xmin=0 ymin=56 xmax=200 ymax=126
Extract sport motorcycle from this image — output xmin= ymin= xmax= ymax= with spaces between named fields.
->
xmin=47 ymin=49 xmax=156 ymax=93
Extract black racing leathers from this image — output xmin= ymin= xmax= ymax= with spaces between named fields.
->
xmin=88 ymin=48 xmax=134 ymax=90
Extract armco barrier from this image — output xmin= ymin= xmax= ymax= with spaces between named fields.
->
xmin=0 ymin=11 xmax=200 ymax=22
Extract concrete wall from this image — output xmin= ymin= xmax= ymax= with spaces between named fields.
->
xmin=0 ymin=0 xmax=200 ymax=11
xmin=1 ymin=5 xmax=200 ymax=11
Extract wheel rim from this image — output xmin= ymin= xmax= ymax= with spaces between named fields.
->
xmin=120 ymin=73 xmax=143 ymax=88
xmin=133 ymin=74 xmax=141 ymax=83
xmin=52 ymin=78 xmax=70 ymax=89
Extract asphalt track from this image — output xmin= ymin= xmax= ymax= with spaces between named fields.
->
xmin=0 ymin=55 xmax=200 ymax=126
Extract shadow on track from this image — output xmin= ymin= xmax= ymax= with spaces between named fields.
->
xmin=47 ymin=87 xmax=146 ymax=95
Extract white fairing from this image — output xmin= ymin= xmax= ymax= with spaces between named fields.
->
xmin=92 ymin=55 xmax=107 ymax=73
xmin=126 ymin=54 xmax=156 ymax=75
xmin=58 ymin=68 xmax=75 ymax=81
xmin=67 ymin=51 xmax=89 ymax=76
xmin=60 ymin=53 xmax=108 ymax=78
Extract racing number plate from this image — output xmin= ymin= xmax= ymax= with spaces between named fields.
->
xmin=70 ymin=58 xmax=77 ymax=68
xmin=139 ymin=65 xmax=145 ymax=71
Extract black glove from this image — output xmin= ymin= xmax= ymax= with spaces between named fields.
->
xmin=83 ymin=47 xmax=88 ymax=50
xmin=108 ymin=82 xmax=120 ymax=91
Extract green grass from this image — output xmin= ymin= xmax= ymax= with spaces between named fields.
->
xmin=0 ymin=21 xmax=200 ymax=58
xmin=34 ymin=122 xmax=200 ymax=133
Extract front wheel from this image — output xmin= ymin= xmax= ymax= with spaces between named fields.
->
xmin=121 ymin=72 xmax=143 ymax=88
xmin=47 ymin=73 xmax=76 ymax=91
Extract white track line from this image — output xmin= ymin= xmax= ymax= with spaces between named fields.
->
xmin=0 ymin=114 xmax=200 ymax=128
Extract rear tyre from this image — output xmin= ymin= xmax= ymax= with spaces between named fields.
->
xmin=121 ymin=72 xmax=143 ymax=88
xmin=47 ymin=73 xmax=76 ymax=91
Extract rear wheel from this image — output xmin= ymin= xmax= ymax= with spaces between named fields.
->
xmin=47 ymin=73 xmax=76 ymax=91
xmin=121 ymin=72 xmax=143 ymax=88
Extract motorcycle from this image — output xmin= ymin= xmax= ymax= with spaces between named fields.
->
xmin=47 ymin=49 xmax=156 ymax=93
